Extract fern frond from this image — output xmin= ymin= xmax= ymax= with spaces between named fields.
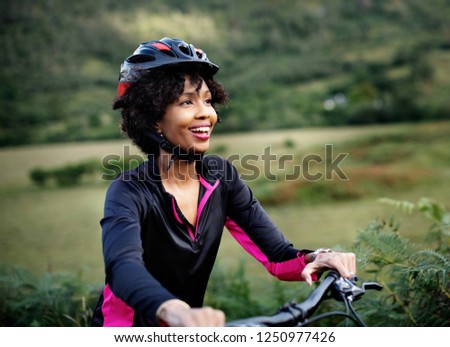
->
xmin=417 ymin=197 xmax=446 ymax=222
xmin=355 ymin=221 xmax=412 ymax=268
xmin=378 ymin=197 xmax=415 ymax=214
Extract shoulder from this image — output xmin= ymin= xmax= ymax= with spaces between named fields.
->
xmin=105 ymin=161 xmax=160 ymax=203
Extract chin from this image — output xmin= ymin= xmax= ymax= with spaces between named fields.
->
xmin=192 ymin=142 xmax=210 ymax=154
xmin=194 ymin=147 xmax=209 ymax=155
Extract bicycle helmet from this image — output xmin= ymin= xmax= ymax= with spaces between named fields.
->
xmin=117 ymin=37 xmax=219 ymax=97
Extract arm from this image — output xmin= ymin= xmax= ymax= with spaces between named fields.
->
xmin=101 ymin=179 xmax=177 ymax=325
xmin=224 ymin=217 xmax=315 ymax=281
xmin=224 ymin=164 xmax=314 ymax=281
xmin=224 ymin=163 xmax=356 ymax=284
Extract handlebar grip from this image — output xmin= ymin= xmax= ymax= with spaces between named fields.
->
xmin=294 ymin=270 xmax=339 ymax=318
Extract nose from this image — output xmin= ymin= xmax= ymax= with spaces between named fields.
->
xmin=195 ymin=102 xmax=215 ymax=120
xmin=196 ymin=113 xmax=211 ymax=120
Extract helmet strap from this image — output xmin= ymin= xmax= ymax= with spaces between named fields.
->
xmin=146 ymin=130 xmax=202 ymax=171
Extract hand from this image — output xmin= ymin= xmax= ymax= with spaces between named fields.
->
xmin=301 ymin=251 xmax=356 ymax=286
xmin=157 ymin=300 xmax=225 ymax=327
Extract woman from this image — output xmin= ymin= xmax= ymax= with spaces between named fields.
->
xmin=92 ymin=37 xmax=356 ymax=327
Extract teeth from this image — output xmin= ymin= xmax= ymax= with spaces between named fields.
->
xmin=190 ymin=127 xmax=209 ymax=133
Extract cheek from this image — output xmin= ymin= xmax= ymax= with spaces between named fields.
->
xmin=211 ymin=110 xmax=219 ymax=125
xmin=158 ymin=112 xmax=185 ymax=134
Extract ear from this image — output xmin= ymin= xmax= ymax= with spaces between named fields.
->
xmin=154 ymin=123 xmax=162 ymax=134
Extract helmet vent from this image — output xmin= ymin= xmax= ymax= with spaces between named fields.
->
xmin=159 ymin=49 xmax=176 ymax=58
xmin=178 ymin=44 xmax=192 ymax=56
xmin=127 ymin=54 xmax=156 ymax=63
xmin=195 ymin=49 xmax=204 ymax=59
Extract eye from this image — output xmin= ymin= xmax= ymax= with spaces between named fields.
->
xmin=180 ymin=99 xmax=193 ymax=106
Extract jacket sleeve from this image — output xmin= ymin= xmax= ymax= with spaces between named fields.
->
xmin=101 ymin=178 xmax=177 ymax=325
xmin=224 ymin=162 xmax=317 ymax=282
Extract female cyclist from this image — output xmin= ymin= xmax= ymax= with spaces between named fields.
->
xmin=91 ymin=37 xmax=356 ymax=327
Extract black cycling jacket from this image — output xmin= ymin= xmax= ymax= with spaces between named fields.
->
xmin=92 ymin=155 xmax=313 ymax=326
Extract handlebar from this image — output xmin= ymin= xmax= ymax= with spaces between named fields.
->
xmin=226 ymin=270 xmax=382 ymax=327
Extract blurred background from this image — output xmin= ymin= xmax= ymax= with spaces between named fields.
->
xmin=2 ymin=0 xmax=450 ymax=144
xmin=0 ymin=0 xmax=449 ymax=326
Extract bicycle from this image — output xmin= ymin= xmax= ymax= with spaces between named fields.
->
xmin=226 ymin=270 xmax=382 ymax=327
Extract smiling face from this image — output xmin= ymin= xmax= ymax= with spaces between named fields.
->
xmin=156 ymin=75 xmax=218 ymax=154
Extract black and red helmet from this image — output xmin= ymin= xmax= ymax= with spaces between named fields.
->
xmin=117 ymin=37 xmax=219 ymax=96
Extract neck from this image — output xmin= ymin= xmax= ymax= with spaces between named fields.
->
xmin=157 ymin=151 xmax=199 ymax=184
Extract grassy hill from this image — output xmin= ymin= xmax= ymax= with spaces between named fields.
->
xmin=1 ymin=121 xmax=448 ymax=286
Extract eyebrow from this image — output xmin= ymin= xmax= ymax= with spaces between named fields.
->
xmin=180 ymin=90 xmax=212 ymax=98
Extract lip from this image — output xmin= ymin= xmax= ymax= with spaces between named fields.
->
xmin=189 ymin=124 xmax=212 ymax=141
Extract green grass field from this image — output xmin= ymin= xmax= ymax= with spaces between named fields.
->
xmin=1 ymin=121 xmax=449 ymax=289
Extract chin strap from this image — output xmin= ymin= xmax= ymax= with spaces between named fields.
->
xmin=146 ymin=130 xmax=202 ymax=170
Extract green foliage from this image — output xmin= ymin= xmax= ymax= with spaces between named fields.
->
xmin=2 ymin=0 xmax=450 ymax=146
xmin=29 ymin=160 xmax=99 ymax=187
xmin=353 ymin=198 xmax=450 ymax=326
xmin=377 ymin=197 xmax=449 ymax=253
xmin=283 ymin=138 xmax=296 ymax=149
xmin=29 ymin=168 xmax=50 ymax=186
xmin=0 ymin=266 xmax=98 ymax=327
xmin=28 ymin=153 xmax=145 ymax=188
xmin=51 ymin=162 xmax=96 ymax=187
xmin=323 ymin=46 xmax=436 ymax=125
xmin=1 ymin=196 xmax=449 ymax=326
xmin=205 ymin=261 xmax=268 ymax=320
xmin=418 ymin=198 xmax=450 ymax=253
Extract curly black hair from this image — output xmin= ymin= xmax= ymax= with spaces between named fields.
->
xmin=113 ymin=69 xmax=229 ymax=155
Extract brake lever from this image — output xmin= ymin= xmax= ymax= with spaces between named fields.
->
xmin=362 ymin=282 xmax=383 ymax=292
xmin=333 ymin=277 xmax=382 ymax=302
xmin=333 ymin=277 xmax=363 ymax=301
